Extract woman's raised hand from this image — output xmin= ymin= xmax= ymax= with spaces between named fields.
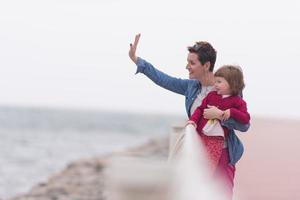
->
xmin=129 ymin=33 xmax=141 ymax=64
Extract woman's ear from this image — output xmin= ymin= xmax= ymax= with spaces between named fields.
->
xmin=204 ymin=61 xmax=211 ymax=71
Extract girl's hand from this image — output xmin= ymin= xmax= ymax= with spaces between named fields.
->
xmin=203 ymin=105 xmax=224 ymax=120
xmin=186 ymin=120 xmax=197 ymax=128
xmin=129 ymin=33 xmax=141 ymax=64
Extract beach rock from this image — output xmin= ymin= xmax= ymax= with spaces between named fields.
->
xmin=8 ymin=137 xmax=169 ymax=200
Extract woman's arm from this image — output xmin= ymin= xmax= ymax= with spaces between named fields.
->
xmin=136 ymin=58 xmax=190 ymax=95
xmin=221 ymin=119 xmax=250 ymax=132
xmin=129 ymin=34 xmax=190 ymax=95
xmin=203 ymin=105 xmax=250 ymax=132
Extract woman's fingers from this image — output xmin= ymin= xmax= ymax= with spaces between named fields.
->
xmin=133 ymin=33 xmax=141 ymax=49
xmin=203 ymin=106 xmax=223 ymax=120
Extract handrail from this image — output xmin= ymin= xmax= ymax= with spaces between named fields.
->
xmin=171 ymin=124 xmax=225 ymax=200
xmin=105 ymin=124 xmax=226 ymax=200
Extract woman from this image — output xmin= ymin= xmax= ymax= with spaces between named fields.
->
xmin=128 ymin=34 xmax=250 ymax=199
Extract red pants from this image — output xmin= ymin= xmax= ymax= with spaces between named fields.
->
xmin=214 ymin=148 xmax=236 ymax=200
xmin=201 ymin=134 xmax=224 ymax=170
xmin=199 ymin=135 xmax=236 ymax=199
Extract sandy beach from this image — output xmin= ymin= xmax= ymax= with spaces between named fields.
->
xmin=6 ymin=117 xmax=300 ymax=200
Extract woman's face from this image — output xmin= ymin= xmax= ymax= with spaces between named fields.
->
xmin=186 ymin=52 xmax=207 ymax=80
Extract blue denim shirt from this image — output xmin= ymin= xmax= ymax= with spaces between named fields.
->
xmin=135 ymin=57 xmax=250 ymax=164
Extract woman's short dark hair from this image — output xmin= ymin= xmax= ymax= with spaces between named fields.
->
xmin=214 ymin=65 xmax=245 ymax=96
xmin=188 ymin=41 xmax=217 ymax=72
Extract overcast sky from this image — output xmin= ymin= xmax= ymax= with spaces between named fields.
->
xmin=0 ymin=0 xmax=300 ymax=119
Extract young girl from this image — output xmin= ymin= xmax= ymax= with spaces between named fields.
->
xmin=187 ymin=65 xmax=250 ymax=172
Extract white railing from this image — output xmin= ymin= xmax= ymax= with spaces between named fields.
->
xmin=105 ymin=124 xmax=227 ymax=200
xmin=170 ymin=124 xmax=226 ymax=200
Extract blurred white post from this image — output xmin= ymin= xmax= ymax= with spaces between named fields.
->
xmin=168 ymin=124 xmax=186 ymax=162
xmin=104 ymin=157 xmax=171 ymax=200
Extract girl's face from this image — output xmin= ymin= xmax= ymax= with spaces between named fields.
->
xmin=186 ymin=53 xmax=207 ymax=80
xmin=214 ymin=76 xmax=231 ymax=95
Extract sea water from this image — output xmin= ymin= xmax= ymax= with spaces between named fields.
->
xmin=0 ymin=106 xmax=183 ymax=199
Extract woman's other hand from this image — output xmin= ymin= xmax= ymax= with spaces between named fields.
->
xmin=203 ymin=105 xmax=223 ymax=120
xmin=129 ymin=33 xmax=141 ymax=64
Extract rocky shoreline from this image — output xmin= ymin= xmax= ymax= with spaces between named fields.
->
xmin=8 ymin=138 xmax=169 ymax=200
xmin=5 ymin=117 xmax=300 ymax=200
xmin=8 ymin=137 xmax=169 ymax=200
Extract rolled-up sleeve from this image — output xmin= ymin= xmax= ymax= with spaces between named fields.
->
xmin=135 ymin=57 xmax=146 ymax=74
